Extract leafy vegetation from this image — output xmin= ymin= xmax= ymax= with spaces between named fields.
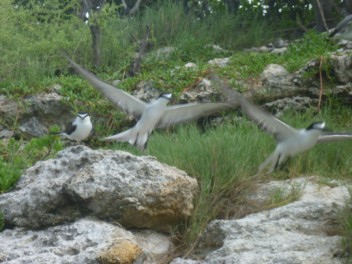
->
xmin=0 ymin=135 xmax=63 ymax=192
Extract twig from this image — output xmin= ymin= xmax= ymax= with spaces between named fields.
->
xmin=317 ymin=56 xmax=324 ymax=112
xmin=127 ymin=25 xmax=150 ymax=77
xmin=316 ymin=0 xmax=329 ymax=31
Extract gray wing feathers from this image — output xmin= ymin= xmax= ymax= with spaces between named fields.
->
xmin=237 ymin=96 xmax=297 ymax=142
xmin=65 ymin=55 xmax=146 ymax=119
xmin=330 ymin=14 xmax=352 ymax=37
xmin=317 ymin=133 xmax=352 ymax=143
xmin=214 ymin=78 xmax=297 ymax=142
xmin=156 ymin=102 xmax=233 ymax=128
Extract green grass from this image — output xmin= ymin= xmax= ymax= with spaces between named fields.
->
xmin=0 ymin=135 xmax=63 ymax=192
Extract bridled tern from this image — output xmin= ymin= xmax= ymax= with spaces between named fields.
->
xmin=52 ymin=112 xmax=92 ymax=143
xmin=219 ymin=84 xmax=352 ymax=174
xmin=329 ymin=14 xmax=352 ymax=40
xmin=64 ymin=55 xmax=235 ymax=151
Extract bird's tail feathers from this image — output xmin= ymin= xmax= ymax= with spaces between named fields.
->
xmin=102 ymin=129 xmax=134 ymax=142
xmin=102 ymin=129 xmax=149 ymax=151
xmin=258 ymin=152 xmax=278 ymax=174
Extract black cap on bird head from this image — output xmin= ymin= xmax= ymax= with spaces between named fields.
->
xmin=306 ymin=122 xmax=326 ymax=131
xmin=159 ymin=93 xmax=172 ymax=100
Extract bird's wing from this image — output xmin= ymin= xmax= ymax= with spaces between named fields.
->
xmin=329 ymin=14 xmax=352 ymax=37
xmin=209 ymin=74 xmax=297 ymax=142
xmin=64 ymin=55 xmax=146 ymax=119
xmin=317 ymin=132 xmax=352 ymax=143
xmin=156 ymin=102 xmax=234 ymax=128
xmin=238 ymin=96 xmax=297 ymax=142
xmin=64 ymin=122 xmax=77 ymax=135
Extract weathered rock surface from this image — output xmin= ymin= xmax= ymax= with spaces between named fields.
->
xmin=0 ymin=145 xmax=198 ymax=231
xmin=19 ymin=116 xmax=49 ymax=137
xmin=0 ymin=217 xmax=173 ymax=264
xmin=172 ymin=177 xmax=349 ymax=264
xmin=264 ymin=96 xmax=318 ymax=116
xmin=0 ymin=91 xmax=72 ymax=138
xmin=0 ymin=95 xmax=19 ymax=121
xmin=132 ymin=80 xmax=161 ymax=102
xmin=208 ymin=57 xmax=230 ymax=68
xmin=258 ymin=64 xmax=298 ymax=96
xmin=329 ymin=50 xmax=352 ymax=84
xmin=180 ymin=78 xmax=226 ymax=103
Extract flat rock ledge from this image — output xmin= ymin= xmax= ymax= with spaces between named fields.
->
xmin=0 ymin=145 xmax=198 ymax=232
xmin=0 ymin=217 xmax=173 ymax=263
xmin=172 ymin=177 xmax=350 ymax=264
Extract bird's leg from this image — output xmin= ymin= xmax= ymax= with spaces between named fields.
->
xmin=280 ymin=156 xmax=291 ymax=171
xmin=274 ymin=153 xmax=282 ymax=171
xmin=258 ymin=152 xmax=277 ymax=175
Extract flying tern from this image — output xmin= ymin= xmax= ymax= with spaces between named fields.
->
xmin=219 ymin=83 xmax=352 ymax=173
xmin=329 ymin=14 xmax=352 ymax=40
xmin=64 ymin=55 xmax=235 ymax=150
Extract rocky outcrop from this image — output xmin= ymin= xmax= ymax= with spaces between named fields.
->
xmin=171 ymin=177 xmax=349 ymax=264
xmin=264 ymin=96 xmax=318 ymax=116
xmin=180 ymin=78 xmax=226 ymax=103
xmin=329 ymin=50 xmax=352 ymax=84
xmin=132 ymin=80 xmax=161 ymax=102
xmin=0 ymin=217 xmax=173 ymax=264
xmin=0 ymin=91 xmax=72 ymax=138
xmin=0 ymin=145 xmax=198 ymax=231
xmin=250 ymin=63 xmax=317 ymax=104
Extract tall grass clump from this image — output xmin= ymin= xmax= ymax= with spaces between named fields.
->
xmin=145 ymin=122 xmax=271 ymax=249
xmin=115 ymin=0 xmax=274 ymax=62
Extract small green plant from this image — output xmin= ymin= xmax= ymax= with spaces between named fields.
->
xmin=264 ymin=184 xmax=303 ymax=210
xmin=0 ymin=135 xmax=63 ymax=192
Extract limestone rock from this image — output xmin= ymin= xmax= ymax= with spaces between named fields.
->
xmin=0 ymin=92 xmax=73 ymax=139
xmin=0 ymin=217 xmax=168 ymax=264
xmin=0 ymin=126 xmax=14 ymax=139
xmin=134 ymin=230 xmax=174 ymax=257
xmin=98 ymin=240 xmax=143 ymax=264
xmin=264 ymin=96 xmax=318 ymax=116
xmin=132 ymin=80 xmax=161 ymax=103
xmin=0 ymin=146 xmax=198 ymax=231
xmin=260 ymin=64 xmax=293 ymax=90
xmin=329 ymin=51 xmax=352 ymax=84
xmin=208 ymin=58 xmax=230 ymax=68
xmin=172 ymin=177 xmax=349 ymax=264
xmin=184 ymin=62 xmax=197 ymax=68
xmin=24 ymin=92 xmax=67 ymax=116
xmin=19 ymin=116 xmax=49 ymax=137
xmin=0 ymin=217 xmax=173 ymax=264
xmin=180 ymin=78 xmax=225 ymax=103
xmin=0 ymin=95 xmax=19 ymax=121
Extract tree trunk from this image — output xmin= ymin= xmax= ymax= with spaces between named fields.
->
xmin=312 ymin=0 xmax=337 ymax=31
xmin=89 ymin=22 xmax=101 ymax=67
xmin=345 ymin=0 xmax=352 ymax=14
xmin=78 ymin=0 xmax=105 ymax=66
